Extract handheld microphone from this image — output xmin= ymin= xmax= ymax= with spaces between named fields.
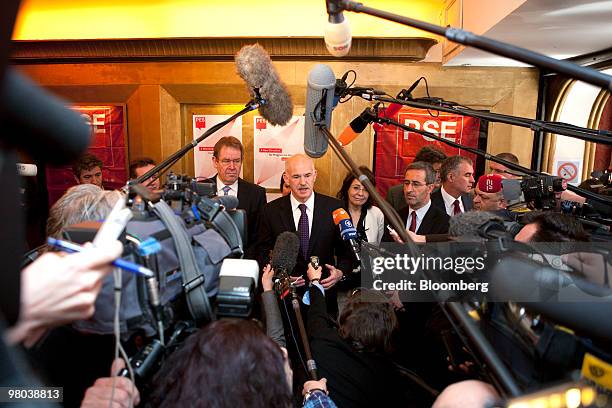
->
xmin=338 ymin=107 xmax=377 ymax=147
xmin=271 ymin=231 xmax=301 ymax=298
xmin=324 ymin=0 xmax=352 ymax=57
xmin=16 ymin=163 xmax=37 ymax=176
xmin=332 ymin=208 xmax=361 ymax=261
xmin=304 ymin=64 xmax=336 ymax=158
xmin=235 ymin=44 xmax=294 ymax=126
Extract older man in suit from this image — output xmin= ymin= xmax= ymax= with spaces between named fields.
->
xmin=255 ymin=154 xmax=353 ymax=316
xmin=206 ymin=136 xmax=267 ymax=257
xmin=384 ymin=162 xmax=449 ymax=241
xmin=431 ymin=155 xmax=474 ymax=216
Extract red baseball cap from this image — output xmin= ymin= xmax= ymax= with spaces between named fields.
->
xmin=477 ymin=174 xmax=503 ymax=193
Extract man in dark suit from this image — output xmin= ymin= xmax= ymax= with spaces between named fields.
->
xmin=384 ymin=161 xmax=449 ymax=241
xmin=431 ymin=155 xmax=474 ymax=216
xmin=207 ymin=136 xmax=266 ymax=257
xmin=255 ymin=154 xmax=354 ymax=316
xmin=386 ymin=146 xmax=447 ymax=212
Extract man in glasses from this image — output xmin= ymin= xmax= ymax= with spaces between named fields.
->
xmin=384 ymin=161 xmax=449 ymax=240
xmin=129 ymin=157 xmax=161 ymax=192
xmin=209 ymin=136 xmax=266 ymax=257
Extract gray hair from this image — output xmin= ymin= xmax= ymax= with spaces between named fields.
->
xmin=46 ymin=184 xmax=122 ymax=239
xmin=440 ymin=156 xmax=473 ymax=182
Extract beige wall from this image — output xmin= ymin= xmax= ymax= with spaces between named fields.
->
xmin=17 ymin=60 xmax=538 ymax=196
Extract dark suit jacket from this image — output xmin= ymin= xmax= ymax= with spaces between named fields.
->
xmin=430 ymin=188 xmax=473 ymax=216
xmin=208 ymin=176 xmax=267 ymax=257
xmin=254 ymin=193 xmax=355 ymax=315
xmin=382 ymin=203 xmax=449 ymax=241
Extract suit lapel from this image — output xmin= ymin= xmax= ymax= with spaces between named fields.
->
xmin=280 ymin=195 xmax=296 ymax=233
xmin=417 ymin=207 xmax=434 ymax=234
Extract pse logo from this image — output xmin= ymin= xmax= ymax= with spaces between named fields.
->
xmin=80 ymin=112 xmax=106 ymax=134
xmin=402 ymin=115 xmax=464 ymax=143
xmin=256 ymin=117 xmax=267 ymax=130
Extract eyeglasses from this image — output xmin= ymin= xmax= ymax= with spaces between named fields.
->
xmin=403 ymin=180 xmax=428 ymax=188
xmin=219 ymin=159 xmax=242 ymax=166
xmin=350 ymin=185 xmax=367 ymax=193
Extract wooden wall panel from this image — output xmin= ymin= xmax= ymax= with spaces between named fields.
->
xmin=16 ymin=60 xmax=539 ymax=196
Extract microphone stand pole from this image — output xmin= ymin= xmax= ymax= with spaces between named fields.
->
xmin=333 ymin=0 xmax=612 ymax=91
xmin=373 ymin=96 xmax=612 ymax=146
xmin=371 ymin=109 xmax=612 ymax=207
xmin=133 ymin=97 xmax=263 ymax=185
xmin=319 ymin=123 xmax=521 ymax=397
xmin=290 ymin=285 xmax=318 ymax=380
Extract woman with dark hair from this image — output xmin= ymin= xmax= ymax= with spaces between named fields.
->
xmin=148 ymin=319 xmax=336 ymax=408
xmin=336 ymin=166 xmax=384 ymax=245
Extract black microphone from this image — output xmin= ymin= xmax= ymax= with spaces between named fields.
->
xmin=489 ymin=254 xmax=612 ymax=344
xmin=0 ymin=68 xmax=92 ymax=165
xmin=270 ymin=231 xmax=300 ymax=275
xmin=324 ymin=0 xmax=352 ymax=57
xmin=235 ymin=44 xmax=294 ymax=126
xmin=304 ymin=64 xmax=336 ymax=158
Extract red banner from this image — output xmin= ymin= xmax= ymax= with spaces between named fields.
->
xmin=46 ymin=105 xmax=127 ymax=206
xmin=374 ymin=107 xmax=481 ymax=197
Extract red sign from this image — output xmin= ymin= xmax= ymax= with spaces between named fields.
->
xmin=255 ymin=117 xmax=267 ymax=130
xmin=374 ymin=107 xmax=481 ymax=197
xmin=46 ymin=105 xmax=127 ymax=206
xmin=199 ymin=146 xmax=214 ymax=152
xmin=194 ymin=116 xmax=206 ymax=129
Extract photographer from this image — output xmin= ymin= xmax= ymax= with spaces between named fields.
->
xmin=515 ymin=211 xmax=590 ymax=243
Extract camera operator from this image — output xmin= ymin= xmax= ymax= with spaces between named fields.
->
xmin=515 ymin=211 xmax=590 ymax=243
xmin=473 ymin=174 xmax=516 ymax=221
xmin=305 ymin=263 xmax=424 ymax=407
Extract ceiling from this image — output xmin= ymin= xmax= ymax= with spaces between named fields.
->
xmin=447 ymin=0 xmax=612 ymax=66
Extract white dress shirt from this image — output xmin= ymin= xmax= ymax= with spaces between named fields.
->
xmin=406 ymin=201 xmax=431 ymax=233
xmin=440 ymin=185 xmax=464 ymax=216
xmin=364 ymin=206 xmax=385 ymax=245
xmin=290 ymin=193 xmax=315 ymax=235
xmin=216 ymin=179 xmax=239 ymax=197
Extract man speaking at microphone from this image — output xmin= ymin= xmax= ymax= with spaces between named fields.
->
xmin=255 ymin=154 xmax=354 ymax=316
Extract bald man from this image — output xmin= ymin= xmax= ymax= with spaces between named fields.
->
xmin=254 ymin=154 xmax=354 ymax=316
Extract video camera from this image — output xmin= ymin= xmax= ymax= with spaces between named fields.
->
xmin=62 ymin=174 xmax=259 ymax=386
xmin=502 ymin=175 xmax=566 ymax=210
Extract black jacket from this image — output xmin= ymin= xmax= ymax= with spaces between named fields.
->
xmin=207 ymin=176 xmax=267 ymax=257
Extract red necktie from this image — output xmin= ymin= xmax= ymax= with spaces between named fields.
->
xmin=408 ymin=211 xmax=417 ymax=232
xmin=452 ymin=199 xmax=462 ymax=215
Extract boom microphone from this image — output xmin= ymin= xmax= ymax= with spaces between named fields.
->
xmin=332 ymin=208 xmax=361 ymax=261
xmin=270 ymin=231 xmax=300 ymax=275
xmin=235 ymin=44 xmax=294 ymax=126
xmin=304 ymin=64 xmax=336 ymax=158
xmin=324 ymin=0 xmax=352 ymax=57
xmin=338 ymin=107 xmax=377 ymax=146
xmin=0 ymin=68 xmax=92 ymax=165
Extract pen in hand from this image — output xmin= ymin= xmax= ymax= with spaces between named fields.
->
xmin=47 ymin=237 xmax=154 ymax=278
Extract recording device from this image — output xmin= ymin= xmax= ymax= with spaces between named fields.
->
xmin=235 ymin=44 xmax=294 ymax=126
xmin=332 ymin=208 xmax=361 ymax=261
xmin=310 ymin=256 xmax=320 ymax=269
xmin=586 ymin=169 xmax=612 ymax=195
xmin=304 ymin=64 xmax=336 ymax=158
xmin=324 ymin=0 xmax=352 ymax=57
xmin=502 ymin=175 xmax=566 ymax=210
xmin=216 ymin=259 xmax=259 ymax=318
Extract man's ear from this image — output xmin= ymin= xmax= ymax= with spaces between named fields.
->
xmin=312 ymin=169 xmax=317 ymax=184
